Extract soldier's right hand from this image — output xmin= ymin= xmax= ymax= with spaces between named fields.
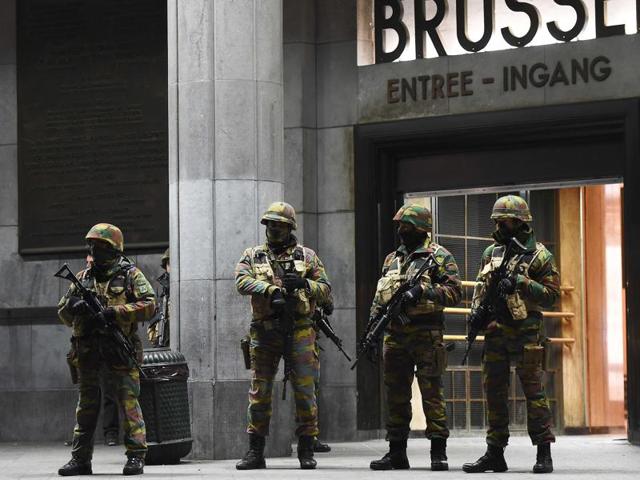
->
xmin=68 ymin=296 xmax=90 ymax=316
xmin=270 ymin=288 xmax=286 ymax=312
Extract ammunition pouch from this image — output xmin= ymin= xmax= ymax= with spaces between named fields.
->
xmin=522 ymin=343 xmax=545 ymax=373
xmin=505 ymin=291 xmax=528 ymax=320
xmin=420 ymin=340 xmax=447 ymax=378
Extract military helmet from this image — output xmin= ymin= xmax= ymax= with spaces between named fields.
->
xmin=161 ymin=248 xmax=170 ymax=269
xmin=490 ymin=195 xmax=532 ymax=222
xmin=85 ymin=223 xmax=124 ymax=252
xmin=393 ymin=204 xmax=433 ymax=232
xmin=260 ymin=202 xmax=297 ymax=230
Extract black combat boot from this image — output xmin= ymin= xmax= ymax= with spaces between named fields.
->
xmin=104 ymin=431 xmax=118 ymax=447
xmin=532 ymin=443 xmax=553 ymax=473
xmin=313 ymin=437 xmax=332 ymax=453
xmin=370 ymin=439 xmax=410 ymax=470
xmin=58 ymin=458 xmax=92 ymax=476
xmin=298 ymin=435 xmax=317 ymax=469
xmin=430 ymin=437 xmax=448 ymax=471
xmin=123 ymin=456 xmax=144 ymax=476
xmin=462 ymin=444 xmax=508 ymax=473
xmin=236 ymin=434 xmax=266 ymax=470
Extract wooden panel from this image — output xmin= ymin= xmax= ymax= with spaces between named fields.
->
xmin=584 ymin=185 xmax=626 ymax=428
xmin=557 ymin=188 xmax=586 ymax=427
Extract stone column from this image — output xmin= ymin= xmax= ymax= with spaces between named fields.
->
xmin=314 ymin=0 xmax=360 ymax=441
xmin=168 ymin=0 xmax=291 ymax=459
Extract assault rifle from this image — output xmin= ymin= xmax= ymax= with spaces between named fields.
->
xmin=351 ymin=254 xmax=437 ymax=370
xmin=273 ymin=259 xmax=297 ymax=400
xmin=54 ymin=263 xmax=144 ymax=376
xmin=149 ymin=272 xmax=170 ymax=347
xmin=314 ymin=306 xmax=352 ymax=362
xmin=461 ymin=239 xmax=517 ymax=365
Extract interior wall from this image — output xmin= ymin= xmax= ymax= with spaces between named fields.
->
xmin=584 ymin=184 xmax=626 ymax=428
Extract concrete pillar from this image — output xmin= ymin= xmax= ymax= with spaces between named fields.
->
xmin=315 ymin=0 xmax=360 ymax=441
xmin=168 ymin=0 xmax=291 ymax=459
xmin=283 ymin=0 xmax=317 ymax=249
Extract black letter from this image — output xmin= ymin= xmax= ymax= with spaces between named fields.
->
xmin=529 ymin=63 xmax=549 ymax=88
xmin=387 ymin=79 xmax=400 ymax=103
xmin=595 ymin=0 xmax=625 ymax=38
xmin=510 ymin=65 xmax=527 ymax=91
xmin=375 ymin=0 xmax=409 ymax=64
xmin=591 ymin=56 xmax=612 ymax=81
xmin=571 ymin=58 xmax=589 ymax=84
xmin=549 ymin=62 xmax=570 ymax=86
xmin=401 ymin=77 xmax=417 ymax=102
xmin=547 ymin=0 xmax=587 ymax=42
xmin=502 ymin=0 xmax=539 ymax=47
xmin=415 ymin=0 xmax=447 ymax=58
xmin=456 ymin=0 xmax=494 ymax=52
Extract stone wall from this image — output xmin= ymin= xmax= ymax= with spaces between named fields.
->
xmin=0 ymin=0 xmax=164 ymax=442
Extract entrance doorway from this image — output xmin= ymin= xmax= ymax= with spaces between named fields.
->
xmin=403 ymin=185 xmax=626 ymax=435
xmin=353 ymin=99 xmax=640 ymax=442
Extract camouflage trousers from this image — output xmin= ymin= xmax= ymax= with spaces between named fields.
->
xmin=483 ymin=328 xmax=555 ymax=447
xmin=72 ymin=365 xmax=146 ymax=461
xmin=383 ymin=325 xmax=449 ymax=441
xmin=247 ymin=324 xmax=319 ymax=437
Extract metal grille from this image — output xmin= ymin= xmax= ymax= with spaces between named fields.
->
xmin=407 ymin=190 xmax=560 ymax=434
xmin=140 ymin=381 xmax=191 ymax=442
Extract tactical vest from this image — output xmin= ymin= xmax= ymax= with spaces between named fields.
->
xmin=248 ymin=245 xmax=316 ymax=321
xmin=479 ymin=243 xmax=545 ymax=321
xmin=79 ymin=264 xmax=140 ymax=336
xmin=376 ymin=245 xmax=445 ymax=323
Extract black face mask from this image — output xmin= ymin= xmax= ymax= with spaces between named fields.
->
xmin=88 ymin=243 xmax=118 ymax=268
xmin=494 ymin=221 xmax=526 ymax=244
xmin=398 ymin=229 xmax=425 ymax=250
xmin=266 ymin=223 xmax=290 ymax=247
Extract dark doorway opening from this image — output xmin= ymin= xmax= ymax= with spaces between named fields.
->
xmin=354 ymin=100 xmax=640 ymax=444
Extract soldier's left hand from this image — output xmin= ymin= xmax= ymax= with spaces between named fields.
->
xmin=498 ymin=277 xmax=517 ymax=296
xmin=92 ymin=307 xmax=116 ymax=325
xmin=401 ymin=284 xmax=423 ymax=306
xmin=283 ymin=273 xmax=307 ymax=292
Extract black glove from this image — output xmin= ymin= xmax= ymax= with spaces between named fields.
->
xmin=401 ymin=284 xmax=423 ymax=306
xmin=92 ymin=307 xmax=116 ymax=325
xmin=68 ymin=296 xmax=91 ymax=316
xmin=282 ymin=273 xmax=307 ymax=292
xmin=322 ymin=303 xmax=334 ymax=316
xmin=498 ymin=276 xmax=517 ymax=296
xmin=270 ymin=289 xmax=286 ymax=312
xmin=423 ymin=286 xmax=438 ymax=301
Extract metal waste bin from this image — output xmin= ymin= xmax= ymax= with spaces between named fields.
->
xmin=139 ymin=348 xmax=192 ymax=464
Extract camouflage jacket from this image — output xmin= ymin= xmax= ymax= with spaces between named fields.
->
xmin=472 ymin=227 xmax=560 ymax=332
xmin=58 ymin=257 xmax=156 ymax=340
xmin=370 ymin=239 xmax=462 ymax=329
xmin=235 ymin=237 xmax=332 ymax=324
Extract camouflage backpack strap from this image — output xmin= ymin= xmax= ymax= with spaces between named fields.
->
xmin=121 ymin=262 xmax=138 ymax=301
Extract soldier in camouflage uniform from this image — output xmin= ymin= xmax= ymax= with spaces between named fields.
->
xmin=235 ymin=202 xmax=332 ymax=470
xmin=369 ymin=205 xmax=462 ymax=471
xmin=147 ymin=249 xmax=170 ymax=347
xmin=462 ymin=195 xmax=559 ymax=474
xmin=57 ymin=224 xmax=156 ymax=476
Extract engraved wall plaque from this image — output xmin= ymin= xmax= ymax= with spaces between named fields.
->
xmin=18 ymin=0 xmax=168 ymax=254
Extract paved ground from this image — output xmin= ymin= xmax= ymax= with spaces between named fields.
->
xmin=1 ymin=435 xmax=638 ymax=479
